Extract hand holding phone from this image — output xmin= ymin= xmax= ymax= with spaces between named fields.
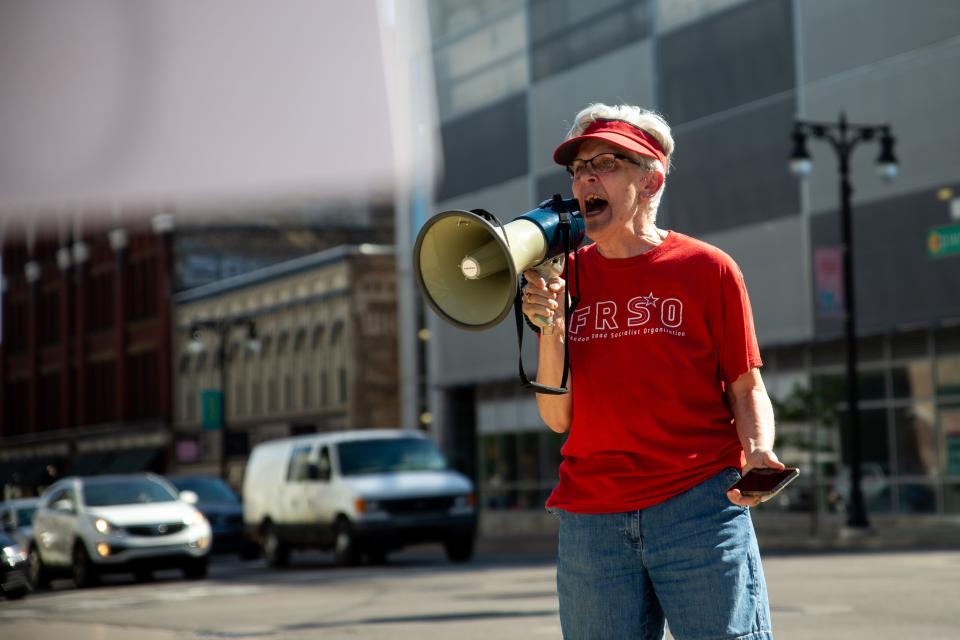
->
xmin=728 ymin=467 xmax=800 ymax=502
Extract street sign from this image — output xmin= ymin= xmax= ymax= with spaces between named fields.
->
xmin=201 ymin=389 xmax=223 ymax=431
xmin=928 ymin=223 xmax=960 ymax=258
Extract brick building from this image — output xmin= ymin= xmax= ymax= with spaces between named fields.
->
xmin=0 ymin=216 xmax=175 ymax=496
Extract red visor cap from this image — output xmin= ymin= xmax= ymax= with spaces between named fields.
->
xmin=553 ymin=119 xmax=666 ymax=170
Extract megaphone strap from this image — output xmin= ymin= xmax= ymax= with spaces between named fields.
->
xmin=515 ymin=203 xmax=580 ymax=396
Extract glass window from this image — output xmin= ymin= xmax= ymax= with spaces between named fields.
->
xmin=944 ymin=482 xmax=960 ymax=514
xmin=516 ymin=433 xmax=541 ymax=509
xmin=287 ymin=445 xmax=312 ymax=481
xmin=429 ymin=0 xmax=518 ymax=40
xmin=897 ymin=483 xmax=937 ymax=514
xmin=529 ymin=0 xmax=651 ymax=81
xmin=836 ymin=408 xmax=891 ymax=474
xmin=481 ymin=435 xmax=506 ymax=509
xmin=891 ymin=361 xmax=934 ymax=399
xmin=311 ymin=325 xmax=325 ymax=350
xmin=941 ymin=402 xmax=960 ymax=477
xmin=169 ymin=477 xmax=238 ymax=504
xmin=936 ymin=356 xmax=960 ymax=397
xmin=892 ymin=403 xmax=938 ymax=476
xmin=336 ymin=438 xmax=447 ymax=476
xmin=302 ymin=374 xmax=313 ymax=408
xmin=83 ymin=478 xmax=177 ymax=506
xmin=858 ymin=369 xmax=886 ymax=402
xmin=812 ymin=373 xmax=847 ymax=410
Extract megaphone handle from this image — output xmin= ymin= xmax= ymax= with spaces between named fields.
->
xmin=534 ymin=256 xmax=565 ymax=335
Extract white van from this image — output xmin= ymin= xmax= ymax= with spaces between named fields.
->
xmin=242 ymin=429 xmax=476 ymax=566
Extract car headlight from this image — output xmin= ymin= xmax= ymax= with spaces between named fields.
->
xmin=453 ymin=494 xmax=476 ymax=509
xmin=92 ymin=516 xmax=120 ymax=535
xmin=183 ymin=509 xmax=208 ymax=528
xmin=2 ymin=544 xmax=27 ymax=566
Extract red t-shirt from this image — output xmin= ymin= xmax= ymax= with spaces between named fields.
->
xmin=545 ymin=231 xmax=763 ymax=513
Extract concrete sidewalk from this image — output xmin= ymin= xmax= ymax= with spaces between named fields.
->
xmin=476 ymin=511 xmax=960 ymax=558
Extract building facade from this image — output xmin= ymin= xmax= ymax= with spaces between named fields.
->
xmin=401 ymin=0 xmax=960 ymax=531
xmin=172 ymin=244 xmax=401 ymax=488
xmin=0 ymin=217 xmax=175 ymax=497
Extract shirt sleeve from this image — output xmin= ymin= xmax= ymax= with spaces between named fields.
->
xmin=717 ymin=257 xmax=763 ymax=385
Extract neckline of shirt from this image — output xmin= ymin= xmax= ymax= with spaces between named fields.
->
xmin=585 ymin=230 xmax=680 ymax=269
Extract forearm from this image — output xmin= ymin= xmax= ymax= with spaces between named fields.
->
xmin=536 ymin=332 xmax=572 ymax=433
xmin=727 ymin=370 xmax=776 ymax=457
xmin=731 ymin=387 xmax=775 ymax=454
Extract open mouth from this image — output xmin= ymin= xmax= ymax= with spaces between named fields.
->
xmin=583 ymin=195 xmax=608 ymax=216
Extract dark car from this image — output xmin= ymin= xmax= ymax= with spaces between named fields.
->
xmin=1 ymin=529 xmax=30 ymax=599
xmin=168 ymin=476 xmax=259 ymax=559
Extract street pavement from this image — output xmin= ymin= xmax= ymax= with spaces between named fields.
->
xmin=1 ymin=546 xmax=958 ymax=639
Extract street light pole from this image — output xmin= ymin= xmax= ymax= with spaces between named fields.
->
xmin=790 ymin=112 xmax=898 ymax=529
xmin=216 ymin=325 xmax=229 ymax=482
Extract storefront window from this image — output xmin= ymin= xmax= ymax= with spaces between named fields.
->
xmin=944 ymin=482 xmax=960 ymax=514
xmin=940 ymin=402 xmax=960 ymax=478
xmin=891 ymin=360 xmax=933 ymax=399
xmin=897 ymin=483 xmax=937 ymax=514
xmin=892 ymin=403 xmax=938 ymax=476
xmin=858 ymin=369 xmax=887 ymax=402
xmin=480 ymin=431 xmax=565 ymax=511
xmin=936 ymin=356 xmax=960 ymax=397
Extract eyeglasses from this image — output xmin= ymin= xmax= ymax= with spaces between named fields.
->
xmin=566 ymin=152 xmax=645 ymax=178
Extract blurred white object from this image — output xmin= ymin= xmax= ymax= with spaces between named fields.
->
xmin=0 ymin=0 xmax=437 ymax=225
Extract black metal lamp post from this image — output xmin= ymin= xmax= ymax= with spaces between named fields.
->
xmin=789 ymin=113 xmax=898 ymax=529
xmin=189 ymin=317 xmax=261 ymax=482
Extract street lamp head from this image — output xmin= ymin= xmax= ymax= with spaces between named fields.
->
xmin=188 ymin=329 xmax=206 ymax=354
xmin=876 ymin=131 xmax=898 ymax=182
xmin=789 ymin=129 xmax=813 ymax=177
xmin=245 ymin=321 xmax=262 ymax=354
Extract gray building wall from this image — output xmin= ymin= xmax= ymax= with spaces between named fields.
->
xmin=414 ymin=0 xmax=960 ymax=522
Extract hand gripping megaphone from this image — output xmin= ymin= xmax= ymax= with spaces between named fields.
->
xmin=413 ymin=194 xmax=584 ymax=331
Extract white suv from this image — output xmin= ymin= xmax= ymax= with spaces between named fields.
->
xmin=28 ymin=474 xmax=211 ymax=588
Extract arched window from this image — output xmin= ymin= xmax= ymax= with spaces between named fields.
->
xmin=259 ymin=334 xmax=273 ymax=358
xmin=330 ymin=321 xmax=344 ymax=347
xmin=311 ymin=324 xmax=326 ymax=350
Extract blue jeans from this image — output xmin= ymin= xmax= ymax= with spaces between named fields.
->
xmin=550 ymin=468 xmax=772 ymax=640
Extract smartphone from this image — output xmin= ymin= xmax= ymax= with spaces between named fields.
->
xmin=728 ymin=467 xmax=800 ymax=500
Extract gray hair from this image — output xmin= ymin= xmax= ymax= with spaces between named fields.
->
xmin=566 ymin=103 xmax=675 ymax=218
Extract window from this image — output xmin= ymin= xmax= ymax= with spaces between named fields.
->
xmin=311 ymin=325 xmax=325 ymax=350
xmin=126 ymin=256 xmax=158 ymax=320
xmin=251 ymin=381 xmax=262 ymax=415
xmin=259 ymin=334 xmax=273 ymax=359
xmin=38 ymin=288 xmax=60 ymax=346
xmin=286 ymin=445 xmax=313 ymax=482
xmin=268 ymin=379 xmax=278 ymax=412
xmin=936 ymin=356 xmax=960 ymax=397
xmin=480 ymin=432 xmax=564 ymax=511
xmin=87 ymin=271 xmax=114 ymax=331
xmin=302 ymin=373 xmax=313 ymax=408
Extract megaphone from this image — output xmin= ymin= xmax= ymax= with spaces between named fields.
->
xmin=413 ymin=195 xmax=584 ymax=331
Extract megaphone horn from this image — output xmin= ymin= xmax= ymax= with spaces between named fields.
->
xmin=413 ymin=195 xmax=584 ymax=331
